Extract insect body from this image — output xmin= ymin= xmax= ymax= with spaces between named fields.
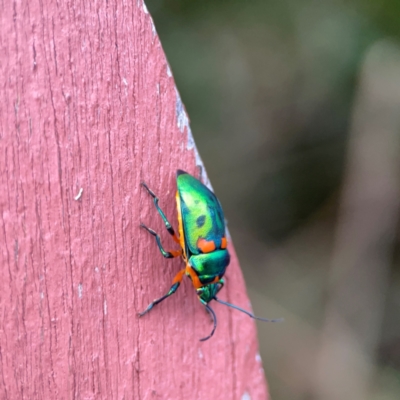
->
xmin=139 ymin=170 xmax=280 ymax=341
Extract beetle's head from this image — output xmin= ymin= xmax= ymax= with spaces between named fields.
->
xmin=196 ymin=284 xmax=220 ymax=305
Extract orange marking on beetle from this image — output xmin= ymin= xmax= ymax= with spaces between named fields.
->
xmin=221 ymin=237 xmax=227 ymax=249
xmin=172 ymin=269 xmax=186 ymax=284
xmin=197 ymin=238 xmax=216 ymax=253
xmin=175 ymin=191 xmax=187 ymax=260
xmin=185 ymin=265 xmax=203 ymax=289
xmin=169 ymin=249 xmax=182 ymax=258
xmin=171 ymin=232 xmax=180 ymax=245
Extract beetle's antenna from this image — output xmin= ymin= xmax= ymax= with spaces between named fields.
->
xmin=199 ymin=304 xmax=217 ymax=341
xmin=214 ymin=297 xmax=283 ymax=323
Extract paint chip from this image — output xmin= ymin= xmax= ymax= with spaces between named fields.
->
xmin=175 ymin=90 xmax=191 ymax=137
xmin=166 ymin=63 xmax=172 ymax=77
xmin=256 ymin=353 xmax=265 ymax=374
xmin=104 ymin=300 xmax=108 ymax=315
xmin=78 ymin=283 xmax=83 ymax=298
xmin=150 ymin=18 xmax=157 ymax=36
xmin=241 ymin=392 xmax=251 ymax=400
xmin=74 ymin=188 xmax=83 ymax=201
xmin=174 ymin=89 xmax=215 ymax=194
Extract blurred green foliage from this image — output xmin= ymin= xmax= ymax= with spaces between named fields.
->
xmin=148 ymin=0 xmax=381 ymax=240
xmin=147 ymin=1 xmax=400 ymax=399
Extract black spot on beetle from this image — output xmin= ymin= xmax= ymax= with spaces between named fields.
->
xmin=196 ymin=215 xmax=206 ymax=228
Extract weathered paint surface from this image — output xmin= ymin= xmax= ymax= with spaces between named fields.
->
xmin=0 ymin=1 xmax=269 ymax=399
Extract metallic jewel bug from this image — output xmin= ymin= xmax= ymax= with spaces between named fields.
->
xmin=139 ymin=169 xmax=281 ymax=341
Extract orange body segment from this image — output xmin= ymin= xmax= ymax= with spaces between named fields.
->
xmin=172 ymin=269 xmax=186 ymax=284
xmin=197 ymin=238 xmax=216 ymax=253
xmin=175 ymin=191 xmax=187 ymax=260
xmin=171 ymin=232 xmax=181 ymax=245
xmin=221 ymin=237 xmax=227 ymax=249
xmin=169 ymin=249 xmax=183 ymax=258
xmin=185 ymin=265 xmax=203 ymax=289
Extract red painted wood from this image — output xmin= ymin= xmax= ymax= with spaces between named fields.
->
xmin=0 ymin=1 xmax=268 ymax=399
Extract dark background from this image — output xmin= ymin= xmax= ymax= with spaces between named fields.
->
xmin=147 ymin=1 xmax=400 ymax=398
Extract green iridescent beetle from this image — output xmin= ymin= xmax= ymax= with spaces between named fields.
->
xmin=139 ymin=170 xmax=281 ymax=341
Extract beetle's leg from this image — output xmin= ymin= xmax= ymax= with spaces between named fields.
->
xmin=140 ymin=223 xmax=182 ymax=258
xmin=141 ymin=182 xmax=180 ymax=244
xmin=185 ymin=265 xmax=203 ymax=289
xmin=204 ymin=301 xmax=215 ymax=323
xmin=138 ymin=269 xmax=185 ymax=316
xmin=216 ymin=278 xmax=225 ymax=294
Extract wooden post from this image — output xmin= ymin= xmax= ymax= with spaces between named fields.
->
xmin=0 ymin=1 xmax=268 ymax=398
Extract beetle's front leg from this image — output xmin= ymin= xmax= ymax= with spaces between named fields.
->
xmin=216 ymin=278 xmax=224 ymax=294
xmin=141 ymin=182 xmax=180 ymax=244
xmin=140 ymin=223 xmax=182 ymax=259
xmin=138 ymin=269 xmax=185 ymax=316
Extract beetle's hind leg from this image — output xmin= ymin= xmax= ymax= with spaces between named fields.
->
xmin=138 ymin=269 xmax=185 ymax=316
xmin=140 ymin=223 xmax=182 ymax=258
xmin=141 ymin=182 xmax=180 ymax=244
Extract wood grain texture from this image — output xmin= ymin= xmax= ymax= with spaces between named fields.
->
xmin=0 ymin=1 xmax=268 ymax=399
